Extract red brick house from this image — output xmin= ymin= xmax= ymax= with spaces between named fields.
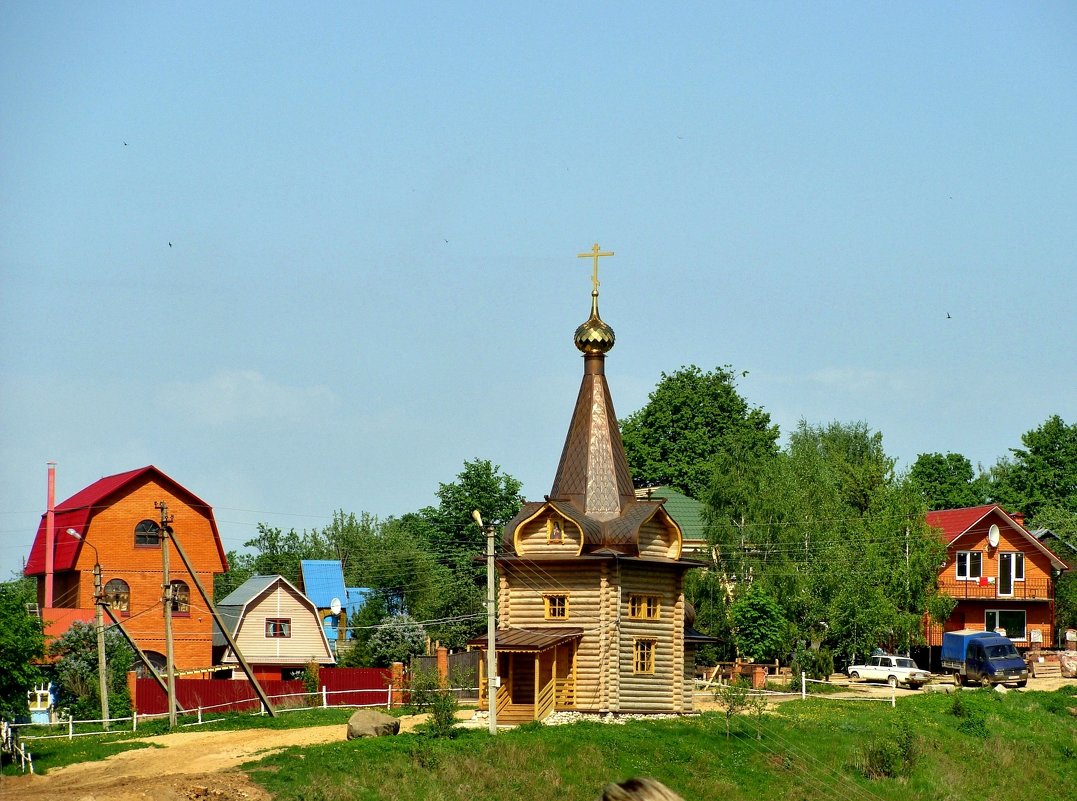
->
xmin=24 ymin=466 xmax=228 ymax=670
xmin=925 ymin=504 xmax=1069 ymax=649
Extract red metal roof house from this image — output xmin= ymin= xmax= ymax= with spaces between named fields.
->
xmin=25 ymin=466 xmax=228 ymax=670
xmin=924 ymin=504 xmax=1069 ymax=649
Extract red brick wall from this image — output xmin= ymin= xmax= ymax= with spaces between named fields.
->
xmin=72 ymin=476 xmax=225 ymax=669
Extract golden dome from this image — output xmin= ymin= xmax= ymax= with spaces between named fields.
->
xmin=574 ymin=291 xmax=615 ymax=354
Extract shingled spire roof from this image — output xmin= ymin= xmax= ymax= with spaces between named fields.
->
xmin=548 ymin=244 xmax=637 ymax=520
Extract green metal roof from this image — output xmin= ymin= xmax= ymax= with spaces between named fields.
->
xmin=635 ymin=485 xmax=706 ymax=547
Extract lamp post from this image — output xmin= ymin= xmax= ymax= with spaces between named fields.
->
xmin=66 ymin=528 xmax=109 ymax=729
xmin=472 ymin=510 xmax=497 ymax=735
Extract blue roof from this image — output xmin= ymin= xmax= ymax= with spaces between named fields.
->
xmin=299 ymin=560 xmax=347 ymax=608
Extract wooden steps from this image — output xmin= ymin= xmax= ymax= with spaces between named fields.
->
xmin=1031 ymin=662 xmax=1062 ymax=679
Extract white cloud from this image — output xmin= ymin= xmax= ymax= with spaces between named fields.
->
xmin=160 ymin=370 xmax=339 ymax=426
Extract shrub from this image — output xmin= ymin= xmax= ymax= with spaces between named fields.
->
xmin=791 ymin=647 xmax=834 ymax=683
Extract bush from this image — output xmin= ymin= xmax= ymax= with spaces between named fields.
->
xmin=855 ymin=721 xmax=918 ymax=779
xmin=791 ymin=647 xmax=834 ymax=683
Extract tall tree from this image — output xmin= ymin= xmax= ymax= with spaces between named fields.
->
xmin=705 ymin=420 xmax=947 ymax=663
xmin=908 ymin=452 xmax=990 ymax=510
xmin=620 ymin=365 xmax=779 ymax=499
xmin=0 ymin=578 xmax=45 ymax=719
xmin=991 ymin=415 xmax=1077 ymax=519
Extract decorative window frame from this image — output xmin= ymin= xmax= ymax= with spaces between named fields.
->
xmin=955 ymin=550 xmax=983 ymax=581
xmin=265 ymin=618 xmax=291 ymax=638
xmin=134 ymin=519 xmax=161 ymax=547
xmin=633 ymin=638 xmax=656 ymax=674
xmin=543 ymin=594 xmax=569 ymax=620
xmin=628 ymin=593 xmax=662 ymax=620
xmin=546 ymin=518 xmax=565 ymax=544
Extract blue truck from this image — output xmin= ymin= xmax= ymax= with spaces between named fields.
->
xmin=941 ymin=630 xmax=1028 ymax=687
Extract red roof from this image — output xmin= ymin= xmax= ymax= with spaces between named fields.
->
xmin=925 ymin=504 xmax=1068 ymax=570
xmin=924 ymin=505 xmax=998 ymax=543
xmin=24 ymin=465 xmax=228 ymax=575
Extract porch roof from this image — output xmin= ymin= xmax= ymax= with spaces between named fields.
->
xmin=468 ymin=626 xmax=584 ymax=653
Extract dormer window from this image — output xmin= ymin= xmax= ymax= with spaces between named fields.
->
xmin=134 ymin=519 xmax=161 ymax=547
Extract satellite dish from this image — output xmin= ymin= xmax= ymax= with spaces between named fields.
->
xmin=987 ymin=524 xmax=1000 ymax=548
xmin=330 ymin=597 xmax=341 ymax=615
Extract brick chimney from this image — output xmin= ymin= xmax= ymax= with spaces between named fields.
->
xmin=1009 ymin=511 xmax=1025 ymax=528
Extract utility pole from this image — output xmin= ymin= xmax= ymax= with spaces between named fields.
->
xmin=472 ymin=510 xmax=497 ymax=734
xmin=156 ymin=501 xmax=178 ymax=728
xmin=93 ymin=562 xmax=109 ymax=729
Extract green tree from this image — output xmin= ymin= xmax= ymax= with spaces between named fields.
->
xmin=730 ymin=585 xmax=788 ymax=663
xmin=0 ymin=578 xmax=45 ymax=719
xmin=907 ymin=452 xmax=990 ymax=510
xmin=706 ymin=420 xmax=948 ymax=665
xmin=49 ymin=620 xmax=134 ymax=720
xmin=620 ymin=365 xmax=779 ymax=499
xmin=418 ymin=458 xmax=524 ymax=555
xmin=991 ymin=415 xmax=1077 ymax=519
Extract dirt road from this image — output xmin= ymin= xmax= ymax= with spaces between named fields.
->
xmin=4 ymin=677 xmax=1072 ymax=801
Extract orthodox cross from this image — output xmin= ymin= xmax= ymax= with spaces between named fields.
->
xmin=577 ymin=243 xmax=614 ymax=293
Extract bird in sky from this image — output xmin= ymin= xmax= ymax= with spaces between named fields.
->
xmin=168 ymin=242 xmax=172 ymax=248
xmin=123 ymin=141 xmax=127 ymax=146
xmin=946 ymin=312 xmax=951 ymax=319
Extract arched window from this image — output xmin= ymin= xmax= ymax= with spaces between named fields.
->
xmin=136 ymin=651 xmax=167 ymax=678
xmin=170 ymin=580 xmax=190 ymax=615
xmin=104 ymin=579 xmax=130 ymax=613
xmin=134 ymin=519 xmax=160 ymax=547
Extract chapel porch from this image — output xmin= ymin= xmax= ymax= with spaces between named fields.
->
xmin=471 ymin=627 xmax=582 ymax=724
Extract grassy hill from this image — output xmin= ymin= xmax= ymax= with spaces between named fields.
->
xmin=247 ymin=686 xmax=1077 ymax=801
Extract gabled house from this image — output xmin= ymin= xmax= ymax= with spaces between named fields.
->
xmin=214 ymin=575 xmax=334 ymax=681
xmin=24 ymin=465 xmax=228 ymax=670
xmin=925 ymin=504 xmax=1069 ymax=650
xmin=469 ymin=251 xmax=712 ymax=723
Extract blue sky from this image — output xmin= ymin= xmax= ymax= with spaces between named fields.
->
xmin=2 ymin=3 xmax=1074 ymax=579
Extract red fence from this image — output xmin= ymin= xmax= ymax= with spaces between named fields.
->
xmin=134 ymin=667 xmax=393 ymax=716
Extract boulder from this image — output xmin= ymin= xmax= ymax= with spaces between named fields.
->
xmin=347 ymin=708 xmax=400 ymax=740
xmin=993 ymin=683 xmax=1009 ymax=695
xmin=923 ymin=682 xmax=954 ymax=694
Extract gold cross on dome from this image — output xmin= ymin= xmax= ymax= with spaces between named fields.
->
xmin=577 ymin=243 xmax=614 ymax=294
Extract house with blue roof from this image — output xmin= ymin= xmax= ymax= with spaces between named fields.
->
xmin=298 ymin=560 xmax=372 ymax=653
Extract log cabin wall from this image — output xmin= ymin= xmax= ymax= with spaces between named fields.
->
xmin=614 ymin=562 xmax=682 ymax=712
xmin=637 ymin=517 xmax=678 ymax=560
xmin=501 ymin=561 xmax=609 ymax=712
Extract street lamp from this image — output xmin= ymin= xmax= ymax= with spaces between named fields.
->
xmin=65 ymin=528 xmax=109 ymax=730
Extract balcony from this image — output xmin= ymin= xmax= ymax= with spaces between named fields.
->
xmin=939 ymin=577 xmax=1053 ymax=602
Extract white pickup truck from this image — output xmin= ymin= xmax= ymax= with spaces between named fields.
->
xmin=846 ymin=655 xmax=931 ymax=688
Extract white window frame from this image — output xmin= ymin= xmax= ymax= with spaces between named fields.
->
xmin=956 ymin=550 xmax=983 ymax=581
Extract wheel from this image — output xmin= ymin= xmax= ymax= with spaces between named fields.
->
xmin=953 ymin=673 xmax=961 ymax=687
xmin=980 ymin=675 xmax=991 ymax=688
xmin=849 ymin=671 xmax=860 ymax=680
xmin=888 ymin=676 xmax=898 ymax=689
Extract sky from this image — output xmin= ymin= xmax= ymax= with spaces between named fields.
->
xmin=2 ymin=3 xmax=1075 ymax=580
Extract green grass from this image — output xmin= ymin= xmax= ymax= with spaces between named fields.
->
xmin=245 ymin=687 xmax=1077 ymax=801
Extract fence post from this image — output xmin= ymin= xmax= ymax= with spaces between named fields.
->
xmin=322 ymin=686 xmax=328 ymax=709
xmin=801 ymin=672 xmax=806 ymax=700
xmin=68 ymin=716 xmax=74 ymax=740
xmin=891 ymin=687 xmax=896 ymax=708
xmin=198 ymin=706 xmax=203 ymax=725
xmin=133 ymin=712 xmax=137 ymax=732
